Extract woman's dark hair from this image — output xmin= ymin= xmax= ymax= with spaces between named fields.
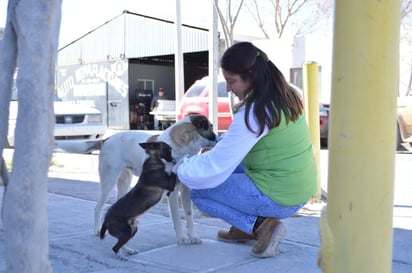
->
xmin=220 ymin=42 xmax=303 ymax=136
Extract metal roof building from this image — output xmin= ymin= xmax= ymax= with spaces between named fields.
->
xmin=56 ymin=10 xmax=213 ymax=131
xmin=58 ymin=10 xmax=210 ymax=65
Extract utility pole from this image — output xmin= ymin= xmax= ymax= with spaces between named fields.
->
xmin=209 ymin=0 xmax=219 ymax=133
xmin=174 ymin=0 xmax=184 ymax=119
xmin=318 ymin=0 xmax=400 ymax=272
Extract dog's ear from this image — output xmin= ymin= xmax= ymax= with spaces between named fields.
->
xmin=169 ymin=123 xmax=198 ymax=147
xmin=147 ymin=134 xmax=159 ymax=142
xmin=190 ymin=114 xmax=210 ymax=131
xmin=158 ymin=141 xmax=172 ymax=150
xmin=139 ymin=142 xmax=158 ymax=150
xmin=158 ymin=141 xmax=173 ymax=162
xmin=139 ymin=142 xmax=150 ymax=150
xmin=140 ymin=141 xmax=170 ymax=151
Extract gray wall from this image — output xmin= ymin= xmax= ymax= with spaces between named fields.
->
xmin=128 ymin=63 xmax=175 ymax=99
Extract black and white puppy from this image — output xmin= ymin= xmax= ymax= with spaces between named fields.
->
xmin=94 ymin=115 xmax=217 ymax=245
xmin=99 ymin=141 xmax=176 ymax=260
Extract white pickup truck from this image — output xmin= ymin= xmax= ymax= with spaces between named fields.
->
xmin=7 ymin=88 xmax=107 ymax=153
xmin=149 ymin=99 xmax=176 ymax=129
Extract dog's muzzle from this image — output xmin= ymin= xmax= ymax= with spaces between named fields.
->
xmin=209 ymin=134 xmax=217 ymax=141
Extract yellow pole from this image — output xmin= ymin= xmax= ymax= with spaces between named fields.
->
xmin=302 ymin=62 xmax=321 ymax=200
xmin=318 ymin=1 xmax=400 ymax=273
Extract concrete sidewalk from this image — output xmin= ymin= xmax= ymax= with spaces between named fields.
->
xmin=1 ymin=149 xmax=412 ymax=272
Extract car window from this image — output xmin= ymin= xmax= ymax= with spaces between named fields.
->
xmin=198 ymin=81 xmax=228 ymax=97
xmin=217 ymin=81 xmax=228 ymax=98
xmin=185 ymin=78 xmax=228 ymax=98
xmin=204 ymin=81 xmax=228 ymax=98
xmin=185 ymin=82 xmax=207 ymax=97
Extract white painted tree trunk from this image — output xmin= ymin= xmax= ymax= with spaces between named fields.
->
xmin=0 ymin=0 xmax=62 ymax=272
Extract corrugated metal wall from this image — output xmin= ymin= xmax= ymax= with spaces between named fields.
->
xmin=58 ymin=11 xmax=208 ymax=65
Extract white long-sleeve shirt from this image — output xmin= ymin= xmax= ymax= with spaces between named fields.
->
xmin=176 ymin=104 xmax=268 ymax=189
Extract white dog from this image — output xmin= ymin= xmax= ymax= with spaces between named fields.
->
xmin=94 ymin=114 xmax=217 ymax=244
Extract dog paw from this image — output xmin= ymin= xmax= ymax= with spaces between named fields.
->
xmin=176 ymin=234 xmax=202 ymax=245
xmin=122 ymin=246 xmax=139 ymax=255
xmin=115 ymin=247 xmax=138 ymax=261
xmin=176 ymin=235 xmax=192 ymax=245
xmin=116 ymin=253 xmax=129 ymax=261
xmin=188 ymin=235 xmax=202 ymax=244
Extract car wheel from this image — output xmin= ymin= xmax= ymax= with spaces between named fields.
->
xmin=162 ymin=122 xmax=171 ymax=130
xmin=396 ymin=122 xmax=407 ymax=151
xmin=320 ymin=138 xmax=328 ymax=149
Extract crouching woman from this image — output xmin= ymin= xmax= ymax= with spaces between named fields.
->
xmin=174 ymin=42 xmax=317 ymax=258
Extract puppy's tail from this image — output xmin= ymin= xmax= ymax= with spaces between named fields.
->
xmin=100 ymin=223 xmax=107 ymax=239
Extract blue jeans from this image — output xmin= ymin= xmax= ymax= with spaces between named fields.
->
xmin=191 ymin=164 xmax=306 ymax=234
xmin=153 ymin=116 xmax=160 ymax=130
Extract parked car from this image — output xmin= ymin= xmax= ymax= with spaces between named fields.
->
xmin=7 ymin=86 xmax=107 ymax=153
xmin=149 ymin=99 xmax=176 ymax=130
xmin=177 ymin=76 xmax=330 ymax=146
xmin=319 ymin=103 xmax=330 ymax=147
xmin=397 ymin=94 xmax=412 ymax=150
xmin=177 ymin=76 xmax=236 ymax=131
xmin=316 ymin=94 xmax=412 ymax=151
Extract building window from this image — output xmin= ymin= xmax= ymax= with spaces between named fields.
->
xmin=137 ymin=79 xmax=154 ymax=91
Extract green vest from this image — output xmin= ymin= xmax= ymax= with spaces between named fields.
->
xmin=242 ymin=114 xmax=317 ymax=206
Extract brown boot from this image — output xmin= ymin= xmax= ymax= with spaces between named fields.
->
xmin=217 ymin=226 xmax=257 ymax=245
xmin=252 ymin=218 xmax=287 ymax=258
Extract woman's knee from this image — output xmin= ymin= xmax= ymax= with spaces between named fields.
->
xmin=190 ymin=190 xmax=207 ymax=211
xmin=190 ymin=189 xmax=203 ymax=200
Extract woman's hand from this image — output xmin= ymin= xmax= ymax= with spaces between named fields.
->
xmin=172 ymin=147 xmax=213 ymax=175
